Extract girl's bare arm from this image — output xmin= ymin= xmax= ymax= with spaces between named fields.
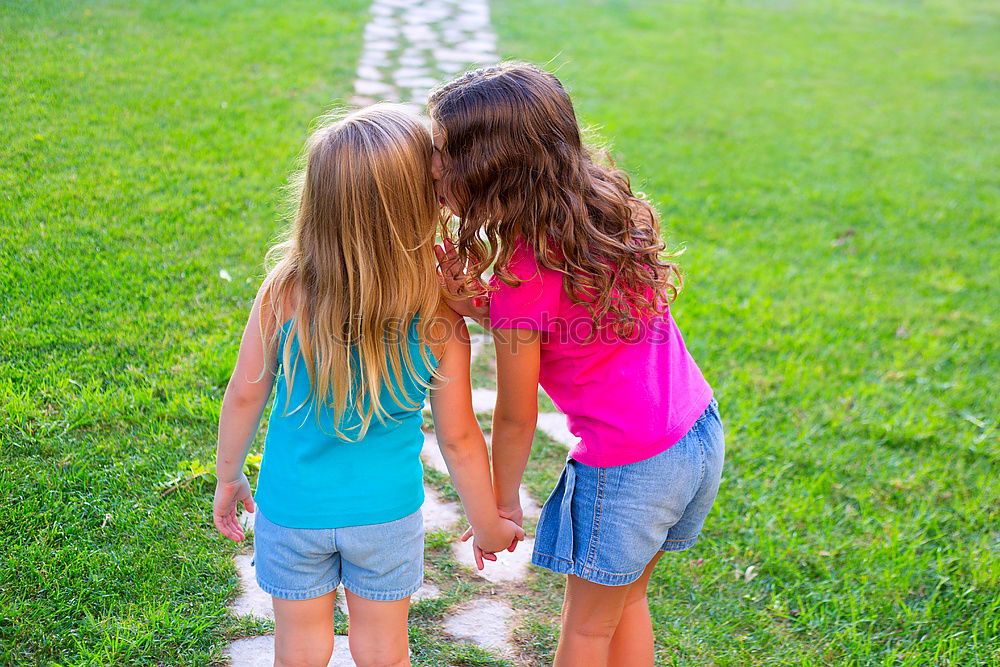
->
xmin=213 ymin=288 xmax=277 ymax=541
xmin=429 ymin=306 xmax=524 ymax=558
xmin=490 ymin=327 xmax=541 ymax=520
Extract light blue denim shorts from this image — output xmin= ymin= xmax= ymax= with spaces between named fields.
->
xmin=532 ymin=398 xmax=724 ymax=586
xmin=252 ymin=508 xmax=424 ymax=601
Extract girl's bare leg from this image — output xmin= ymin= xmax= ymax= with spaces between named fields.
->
xmin=608 ymin=552 xmax=664 ymax=667
xmin=554 ymin=576 xmax=630 ymax=667
xmin=344 ymin=589 xmax=411 ymax=666
xmin=555 ymin=553 xmax=664 ymax=667
xmin=272 ymin=589 xmax=337 ymax=667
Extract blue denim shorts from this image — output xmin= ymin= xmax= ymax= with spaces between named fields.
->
xmin=532 ymin=398 xmax=724 ymax=586
xmin=252 ymin=508 xmax=424 ymax=601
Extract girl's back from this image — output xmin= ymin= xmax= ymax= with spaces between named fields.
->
xmin=488 ymin=241 xmax=712 ymax=468
xmin=255 ymin=316 xmax=434 ymax=528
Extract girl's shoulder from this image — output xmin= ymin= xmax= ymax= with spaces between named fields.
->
xmin=258 ymin=271 xmax=299 ymax=338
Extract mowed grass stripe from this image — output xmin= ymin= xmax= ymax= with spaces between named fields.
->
xmin=491 ymin=0 xmax=999 ymax=665
xmin=1 ymin=1 xmax=368 ymax=664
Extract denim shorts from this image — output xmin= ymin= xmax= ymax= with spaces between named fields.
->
xmin=532 ymin=398 xmax=724 ymax=586
xmin=252 ymin=508 xmax=424 ymax=601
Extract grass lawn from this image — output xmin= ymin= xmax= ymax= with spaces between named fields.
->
xmin=492 ymin=0 xmax=999 ymax=665
xmin=2 ymin=0 xmax=998 ymax=665
xmin=0 ymin=1 xmax=371 ymax=664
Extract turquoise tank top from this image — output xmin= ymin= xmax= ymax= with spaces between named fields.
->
xmin=254 ymin=317 xmax=436 ymax=529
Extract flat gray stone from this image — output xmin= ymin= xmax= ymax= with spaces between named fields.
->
xmin=364 ymin=37 xmax=399 ymax=51
xmin=421 ymin=430 xmax=449 ymax=474
xmin=356 ymin=66 xmax=385 ymax=83
xmin=536 ymin=411 xmax=577 ymax=448
xmin=392 ymin=65 xmax=431 ymax=79
xmin=354 ymin=78 xmax=395 ymax=96
xmin=443 ymin=599 xmax=515 ymax=653
xmin=226 ymin=634 xmax=354 ymax=666
xmin=438 ymin=60 xmax=467 ymax=74
xmin=230 ymin=554 xmax=272 ymax=621
xmin=396 ymin=76 xmax=439 ymax=89
xmin=423 ymin=483 xmax=461 ymax=531
xmin=470 ymin=387 xmax=497 ymax=413
xmin=402 ymin=24 xmax=436 ymax=42
xmin=398 ymin=52 xmax=427 ymax=67
xmin=364 ymin=23 xmax=399 ymax=40
xmin=520 ymin=485 xmax=542 ymax=520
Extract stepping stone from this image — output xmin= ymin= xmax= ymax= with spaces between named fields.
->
xmin=393 ymin=67 xmax=431 ymax=80
xmin=364 ymin=23 xmax=399 ymax=40
xmin=536 ymin=411 xmax=577 ymax=448
xmin=456 ymin=38 xmax=496 ymax=54
xmin=468 ymin=329 xmax=492 ymax=360
xmin=397 ymin=78 xmax=439 ymax=91
xmin=402 ymin=24 xmax=436 ymax=42
xmin=452 ymin=537 xmax=535 ymax=584
xmin=471 ymin=387 xmax=497 ymax=413
xmin=364 ymin=38 xmax=399 ymax=52
xmin=355 ymin=65 xmax=383 ymax=82
xmin=398 ymin=52 xmax=427 ymax=67
xmin=443 ymin=599 xmax=515 ymax=654
xmin=350 ymin=95 xmax=377 ymax=108
xmin=421 ymin=430 xmax=449 ymax=475
xmin=520 ymin=485 xmax=542 ymax=520
xmin=423 ymin=483 xmax=461 ymax=531
xmin=226 ymin=635 xmax=354 ymax=666
xmin=354 ymin=79 xmax=395 ymax=96
xmin=438 ymin=60 xmax=467 ymax=74
xmin=230 ymin=553 xmax=273 ymax=621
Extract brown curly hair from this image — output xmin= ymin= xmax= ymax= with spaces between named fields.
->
xmin=427 ymin=62 xmax=682 ymax=336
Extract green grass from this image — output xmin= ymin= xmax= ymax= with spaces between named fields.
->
xmin=3 ymin=0 xmax=998 ymax=665
xmin=0 ymin=0 xmax=371 ymax=663
xmin=492 ymin=0 xmax=999 ymax=665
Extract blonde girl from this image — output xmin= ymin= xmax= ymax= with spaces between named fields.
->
xmin=212 ymin=104 xmax=523 ymax=667
xmin=430 ymin=65 xmax=724 ymax=666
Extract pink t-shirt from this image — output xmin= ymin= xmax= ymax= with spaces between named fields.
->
xmin=489 ymin=243 xmax=713 ymax=467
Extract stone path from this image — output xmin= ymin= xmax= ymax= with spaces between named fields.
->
xmin=352 ymin=0 xmax=500 ymax=111
xmin=225 ymin=1 xmax=580 ymax=663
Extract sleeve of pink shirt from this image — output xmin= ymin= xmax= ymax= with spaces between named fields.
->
xmin=488 ymin=245 xmax=560 ymax=332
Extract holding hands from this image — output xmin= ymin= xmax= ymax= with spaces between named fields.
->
xmin=461 ymin=503 xmax=525 ymax=570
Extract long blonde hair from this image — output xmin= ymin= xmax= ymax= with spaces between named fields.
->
xmin=261 ymin=104 xmax=441 ymax=439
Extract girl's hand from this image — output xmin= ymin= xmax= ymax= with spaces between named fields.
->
xmin=461 ymin=503 xmax=527 ymax=569
xmin=466 ymin=518 xmax=526 ymax=570
xmin=213 ymin=475 xmax=255 ymax=542
xmin=435 ymin=239 xmax=490 ymax=322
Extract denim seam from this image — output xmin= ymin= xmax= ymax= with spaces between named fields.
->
xmin=533 ymin=550 xmax=575 ymax=564
xmin=341 ymin=578 xmax=423 ymax=602
xmin=585 ymin=466 xmax=606 ymax=569
xmin=256 ymin=578 xmax=340 ymax=601
xmin=694 ymin=415 xmax=708 ymax=486
xmin=660 ymin=535 xmax=700 ymax=552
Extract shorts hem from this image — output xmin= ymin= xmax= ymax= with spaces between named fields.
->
xmin=256 ymin=577 xmax=340 ymax=601
xmin=660 ymin=534 xmax=700 ymax=552
xmin=532 ymin=552 xmax=645 ymax=586
xmin=341 ymin=579 xmax=423 ymax=602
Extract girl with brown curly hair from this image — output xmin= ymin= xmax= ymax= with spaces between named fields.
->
xmin=430 ymin=64 xmax=724 ymax=666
